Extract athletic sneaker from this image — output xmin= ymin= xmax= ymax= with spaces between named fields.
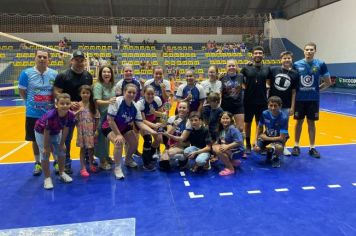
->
xmin=53 ymin=161 xmax=59 ymax=175
xmin=114 ymin=166 xmax=125 ymax=179
xmin=143 ymin=163 xmax=156 ymax=171
xmin=33 ymin=162 xmax=42 ymax=176
xmin=283 ymin=147 xmax=291 ymax=156
xmin=64 ymin=165 xmax=73 ymax=175
xmin=99 ymin=162 xmax=112 ymax=171
xmin=44 ymin=177 xmax=53 ymax=190
xmin=309 ymin=148 xmax=321 ymax=158
xmin=291 ymin=146 xmax=300 ymax=156
xmin=245 ymin=145 xmax=252 ymax=155
xmin=60 ymin=172 xmax=73 ymax=183
xmin=125 ymin=158 xmax=138 ymax=168
xmin=272 ymin=156 xmax=281 ymax=168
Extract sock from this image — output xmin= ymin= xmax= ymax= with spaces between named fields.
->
xmin=294 ymin=142 xmax=299 ymax=147
xmin=310 ymin=145 xmax=315 ymax=149
xmin=35 ymin=154 xmax=40 ymax=163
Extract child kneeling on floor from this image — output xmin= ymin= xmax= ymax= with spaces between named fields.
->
xmin=253 ymin=96 xmax=289 ymax=168
xmin=183 ymin=112 xmax=212 ymax=172
xmin=34 ymin=93 xmax=75 ymax=189
xmin=212 ymin=111 xmax=244 ymax=176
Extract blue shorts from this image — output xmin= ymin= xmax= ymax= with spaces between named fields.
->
xmin=35 ymin=131 xmax=65 ymax=161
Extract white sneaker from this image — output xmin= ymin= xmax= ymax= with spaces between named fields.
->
xmin=44 ymin=177 xmax=53 ymax=190
xmin=283 ymin=147 xmax=291 ymax=156
xmin=125 ymin=158 xmax=138 ymax=168
xmin=114 ymin=166 xmax=125 ymax=179
xmin=60 ymin=172 xmax=73 ymax=183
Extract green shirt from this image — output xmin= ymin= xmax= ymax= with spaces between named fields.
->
xmin=93 ymin=82 xmax=115 ymax=114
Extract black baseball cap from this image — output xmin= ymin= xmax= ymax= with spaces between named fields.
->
xmin=72 ymin=50 xmax=85 ymax=59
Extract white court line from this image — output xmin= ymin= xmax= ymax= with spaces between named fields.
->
xmin=184 ymin=181 xmax=190 ymax=187
xmin=0 ymin=107 xmax=21 ymax=114
xmin=188 ymin=192 xmax=204 ymax=199
xmin=180 ymin=171 xmax=186 ymax=177
xmin=334 ymin=136 xmax=342 ymax=139
xmin=323 ymin=91 xmax=356 ymax=96
xmin=328 ymin=184 xmax=341 ymax=188
xmin=0 ymin=141 xmax=29 ymax=161
xmin=275 ymin=188 xmax=289 ymax=192
xmin=302 ymin=186 xmax=316 ymax=190
xmin=0 ymin=158 xmax=81 ymax=165
xmin=12 ymin=98 xmax=23 ymax=101
xmin=219 ymin=192 xmax=233 ymax=196
xmin=352 ymin=183 xmax=356 ymax=186
xmin=0 ymin=141 xmax=28 ymax=144
xmin=321 ymin=109 xmax=356 ymax=118
xmin=247 ymin=190 xmax=261 ymax=194
xmin=0 ymin=111 xmax=25 ymax=117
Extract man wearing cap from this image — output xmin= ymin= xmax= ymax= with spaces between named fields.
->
xmin=54 ymin=50 xmax=93 ymax=174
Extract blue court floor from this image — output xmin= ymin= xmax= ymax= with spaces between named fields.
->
xmin=0 ymin=88 xmax=355 ymax=235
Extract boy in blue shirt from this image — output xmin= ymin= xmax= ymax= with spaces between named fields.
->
xmin=254 ymin=96 xmax=288 ymax=168
xmin=292 ymin=42 xmax=331 ymax=158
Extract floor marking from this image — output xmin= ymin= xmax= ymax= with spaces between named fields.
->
xmin=275 ymin=188 xmax=289 ymax=192
xmin=0 ymin=141 xmax=28 ymax=144
xmin=334 ymin=136 xmax=342 ymax=139
xmin=184 ymin=181 xmax=190 ymax=187
xmin=11 ymin=98 xmax=23 ymax=101
xmin=323 ymin=91 xmax=356 ymax=96
xmin=0 ymin=111 xmax=25 ymax=117
xmin=352 ymin=183 xmax=356 ymax=186
xmin=0 ymin=141 xmax=29 ymax=161
xmin=321 ymin=109 xmax=356 ymax=118
xmin=0 ymin=218 xmax=136 ymax=236
xmin=0 ymin=107 xmax=21 ymax=114
xmin=328 ymin=184 xmax=341 ymax=188
xmin=302 ymin=186 xmax=316 ymax=190
xmin=189 ymin=192 xmax=204 ymax=199
xmin=219 ymin=192 xmax=233 ymax=196
xmin=180 ymin=171 xmax=186 ymax=177
xmin=247 ymin=190 xmax=261 ymax=194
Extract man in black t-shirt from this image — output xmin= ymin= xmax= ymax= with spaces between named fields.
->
xmin=241 ymin=46 xmax=272 ymax=154
xmin=269 ymin=51 xmax=299 ymax=155
xmin=54 ymin=50 xmax=93 ymax=174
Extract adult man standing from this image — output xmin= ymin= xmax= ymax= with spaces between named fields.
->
xmin=54 ymin=50 xmax=93 ymax=173
xmin=269 ymin=51 xmax=299 ymax=155
xmin=18 ymin=50 xmax=58 ymax=176
xmin=291 ymin=42 xmax=331 ymax=158
xmin=241 ymin=46 xmax=272 ymax=154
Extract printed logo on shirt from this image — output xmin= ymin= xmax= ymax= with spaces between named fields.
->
xmin=274 ymin=73 xmax=291 ymax=91
xmin=301 ymin=75 xmax=314 ymax=87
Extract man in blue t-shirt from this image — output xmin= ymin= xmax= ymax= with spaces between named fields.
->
xmin=291 ymin=42 xmax=331 ymax=158
xmin=18 ymin=50 xmax=58 ymax=176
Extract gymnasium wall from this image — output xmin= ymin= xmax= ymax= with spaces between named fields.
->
xmin=267 ymin=0 xmax=356 ymax=76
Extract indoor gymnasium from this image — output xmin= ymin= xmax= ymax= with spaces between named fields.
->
xmin=0 ymin=0 xmax=356 ymax=235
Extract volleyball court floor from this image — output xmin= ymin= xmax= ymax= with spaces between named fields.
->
xmin=0 ymin=88 xmax=355 ymax=235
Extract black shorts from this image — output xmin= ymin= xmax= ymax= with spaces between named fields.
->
xmin=294 ymin=101 xmax=319 ymax=121
xmin=25 ymin=117 xmax=38 ymax=141
xmin=102 ymin=125 xmax=133 ymax=138
xmin=221 ymin=103 xmax=244 ymax=115
xmin=244 ymin=103 xmax=267 ymax=123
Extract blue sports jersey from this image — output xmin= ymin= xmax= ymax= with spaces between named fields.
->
xmin=115 ymin=78 xmax=142 ymax=102
xmin=18 ymin=67 xmax=58 ymax=118
xmin=176 ymin=83 xmax=206 ymax=112
xmin=102 ymin=96 xmax=142 ymax=132
xmin=144 ymin=79 xmax=171 ymax=103
xmin=258 ymin=110 xmax=288 ymax=137
xmin=294 ymin=59 xmax=330 ymax=101
xmin=136 ymin=96 xmax=162 ymax=122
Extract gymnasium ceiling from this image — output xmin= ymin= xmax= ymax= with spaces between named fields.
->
xmin=0 ymin=0 xmax=339 ymax=19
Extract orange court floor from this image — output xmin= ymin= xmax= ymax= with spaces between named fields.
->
xmin=0 ymin=105 xmax=355 ymax=164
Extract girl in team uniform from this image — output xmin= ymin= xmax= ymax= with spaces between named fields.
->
xmin=175 ymin=69 xmax=206 ymax=113
xmin=212 ymin=112 xmax=244 ymax=176
xmin=160 ymin=101 xmax=192 ymax=171
xmin=114 ymin=64 xmax=142 ymax=102
xmin=136 ymin=86 xmax=165 ymax=171
xmin=101 ymin=84 xmax=157 ymax=179
xmin=144 ymin=66 xmax=171 ymax=104
xmin=34 ymin=93 xmax=74 ymax=189
xmin=76 ymin=85 xmax=100 ymax=177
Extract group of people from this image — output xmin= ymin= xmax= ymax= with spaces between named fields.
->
xmin=18 ymin=42 xmax=331 ymax=190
